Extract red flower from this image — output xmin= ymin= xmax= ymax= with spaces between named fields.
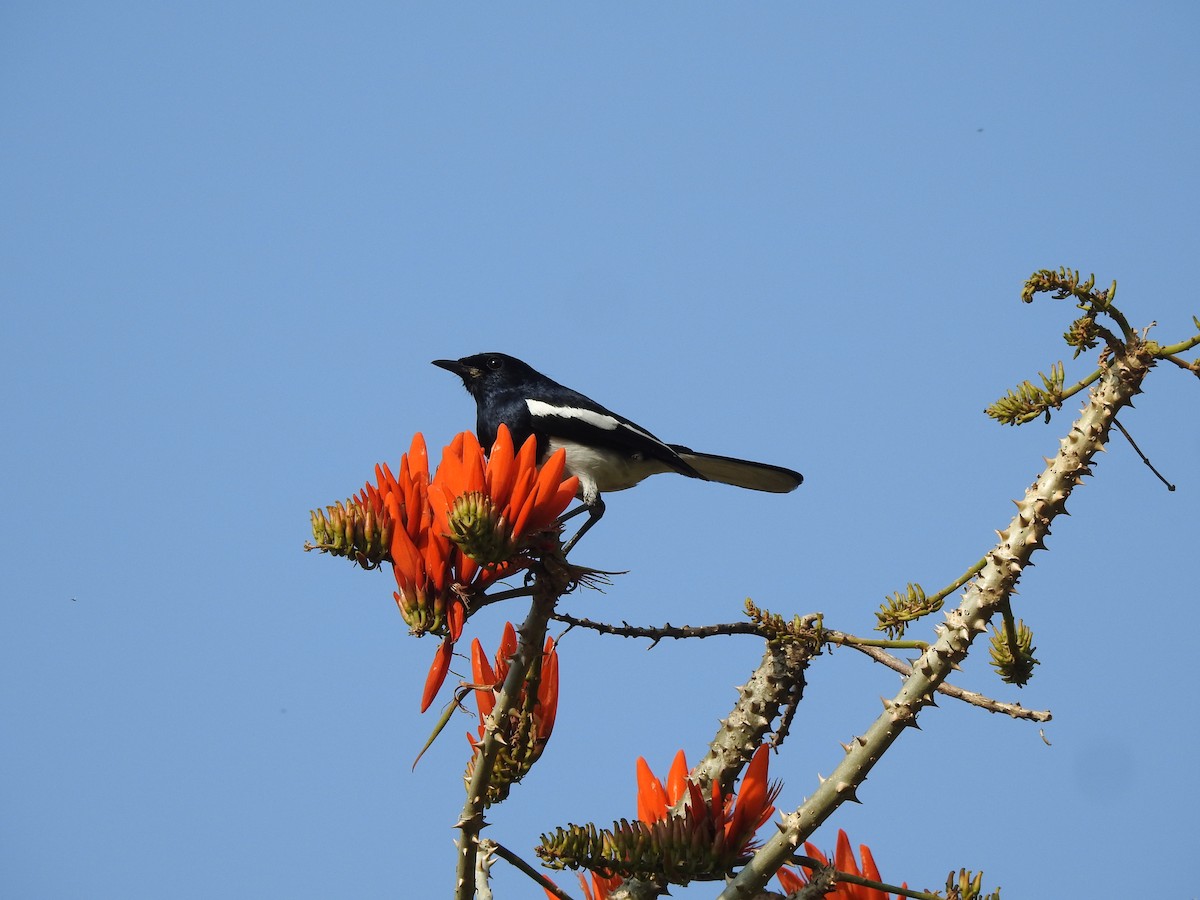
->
xmin=780 ymin=829 xmax=894 ymax=899
xmin=358 ymin=433 xmax=473 ymax=641
xmin=635 ymin=749 xmax=687 ymax=824
xmin=468 ymin=622 xmax=558 ymax=747
xmin=577 ymin=871 xmax=622 ymax=900
xmin=636 ymin=745 xmax=781 ymax=858
xmin=351 ymin=430 xmax=576 ymax=711
xmin=465 ymin=622 xmax=560 ymax=803
xmin=430 ymin=424 xmax=578 ymax=563
xmin=542 ymin=872 xmax=622 ymax=900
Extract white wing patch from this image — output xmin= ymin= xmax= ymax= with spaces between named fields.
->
xmin=525 ymin=399 xmax=664 ymax=446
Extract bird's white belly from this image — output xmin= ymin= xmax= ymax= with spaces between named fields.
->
xmin=546 ymin=438 xmax=671 ymax=502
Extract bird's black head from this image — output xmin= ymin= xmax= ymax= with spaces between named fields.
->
xmin=433 ymin=353 xmax=551 ymax=449
xmin=431 ymin=353 xmax=541 ymax=397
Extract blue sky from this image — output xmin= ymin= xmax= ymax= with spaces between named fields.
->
xmin=3 ymin=4 xmax=1198 ymax=898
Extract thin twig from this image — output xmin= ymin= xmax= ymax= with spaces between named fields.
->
xmin=491 ymin=841 xmax=574 ymax=900
xmin=1113 ymin=417 xmax=1176 ymax=491
xmin=843 ymin=639 xmax=1052 ymax=722
xmin=552 ymin=613 xmax=763 ymax=643
xmin=1161 ymin=353 xmax=1200 ymax=374
xmin=469 ymin=585 xmax=536 ymax=612
xmin=788 ymin=855 xmax=944 ymax=900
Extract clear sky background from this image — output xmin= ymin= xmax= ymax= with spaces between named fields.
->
xmin=3 ymin=4 xmax=1198 ymax=899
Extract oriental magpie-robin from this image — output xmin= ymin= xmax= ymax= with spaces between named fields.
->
xmin=433 ymin=353 xmax=802 ymax=551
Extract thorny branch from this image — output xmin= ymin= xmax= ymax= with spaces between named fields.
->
xmin=553 ymin=613 xmax=1049 ymax=722
xmin=843 ymin=641 xmax=1052 ymax=722
xmin=719 ymin=312 xmax=1165 ymax=900
xmin=454 ymin=560 xmax=567 ymax=900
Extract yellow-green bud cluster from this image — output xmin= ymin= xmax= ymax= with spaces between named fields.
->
xmin=944 ymin=867 xmax=999 ymax=900
xmin=1064 ymin=315 xmax=1100 ymax=358
xmin=536 ymin=809 xmax=732 ymax=885
xmin=394 ymin=582 xmax=453 ymax=637
xmin=985 ymin=362 xmax=1065 ymax=426
xmin=745 ymin=599 xmax=824 ymax=651
xmin=464 ymin=710 xmax=550 ymax=806
xmin=447 ymin=491 xmax=515 ymax=565
xmin=875 ymin=583 xmax=941 ymax=639
xmin=1022 ymin=266 xmax=1110 ymax=306
xmin=989 ymin=618 xmax=1039 ymax=686
xmin=307 ymin=499 xmax=392 ymax=568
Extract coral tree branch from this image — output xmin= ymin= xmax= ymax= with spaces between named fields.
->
xmin=454 ymin=559 xmax=565 ymax=899
xmin=719 ymin=337 xmax=1157 ymax=899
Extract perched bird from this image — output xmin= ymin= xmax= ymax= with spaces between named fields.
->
xmin=432 ymin=352 xmax=802 ymax=551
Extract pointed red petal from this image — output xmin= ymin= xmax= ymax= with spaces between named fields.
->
xmin=553 ymin=475 xmax=580 ymax=510
xmin=593 ymin=872 xmax=622 ymax=899
xmin=514 ymin=432 xmax=538 ymax=471
xmin=776 ymin=866 xmax=806 ymax=892
xmin=520 ymin=448 xmax=576 ymax=535
xmin=834 ymin=829 xmax=862 ymax=878
xmin=859 ymin=843 xmax=886 ymax=899
xmin=538 ymin=638 xmax=559 ymax=738
xmin=802 ymin=842 xmax=828 ymax=869
xmin=420 ymin=638 xmax=453 ymax=712
xmin=636 ymin=758 xmax=669 ymax=824
xmin=485 ymin=423 xmax=517 ymax=505
xmin=389 ymin=518 xmax=423 ymax=586
xmin=499 ymin=621 xmax=518 ymax=664
xmin=408 ymin=433 xmax=429 ymax=480
xmin=470 ymin=638 xmax=497 ymax=718
xmin=446 ymin=430 xmax=484 ymax=494
xmin=446 ymin=598 xmax=465 ymax=641
xmin=505 ymin=467 xmax=537 ymax=535
xmin=727 ymin=745 xmax=773 ymax=846
xmin=666 ymin=749 xmax=689 ymax=806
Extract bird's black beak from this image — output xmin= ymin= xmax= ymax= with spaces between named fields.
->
xmin=432 ymin=358 xmax=479 ymax=382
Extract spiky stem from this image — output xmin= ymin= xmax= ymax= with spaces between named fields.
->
xmin=454 ymin=558 xmax=564 ymax=900
xmin=718 ymin=341 xmax=1156 ymax=900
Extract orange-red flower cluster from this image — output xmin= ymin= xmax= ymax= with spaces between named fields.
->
xmin=535 ymin=744 xmax=781 ymax=882
xmin=353 ymin=427 xmax=578 ymax=711
xmin=431 ymin=426 xmax=578 ymax=562
xmin=777 ymin=829 xmax=895 ymax=899
xmin=465 ymin=622 xmax=560 ymax=804
xmin=636 ymin=745 xmax=781 ymax=860
xmin=468 ymin=622 xmax=559 ymax=747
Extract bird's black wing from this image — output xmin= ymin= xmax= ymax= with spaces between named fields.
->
xmin=523 ymin=390 xmax=706 ymax=480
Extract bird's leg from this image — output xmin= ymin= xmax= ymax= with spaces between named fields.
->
xmin=557 ymin=503 xmax=590 ymax=523
xmin=561 ymin=496 xmax=604 ymax=555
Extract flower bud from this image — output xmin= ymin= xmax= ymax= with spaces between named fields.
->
xmin=446 ymin=491 xmax=515 ymax=565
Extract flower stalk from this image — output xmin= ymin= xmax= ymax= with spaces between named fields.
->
xmin=454 ymin=559 xmax=568 ymax=900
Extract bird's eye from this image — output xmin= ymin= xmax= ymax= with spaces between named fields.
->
xmin=486 ymin=357 xmax=503 ymax=370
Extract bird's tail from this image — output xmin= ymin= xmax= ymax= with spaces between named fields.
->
xmin=670 ymin=447 xmax=803 ymax=493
